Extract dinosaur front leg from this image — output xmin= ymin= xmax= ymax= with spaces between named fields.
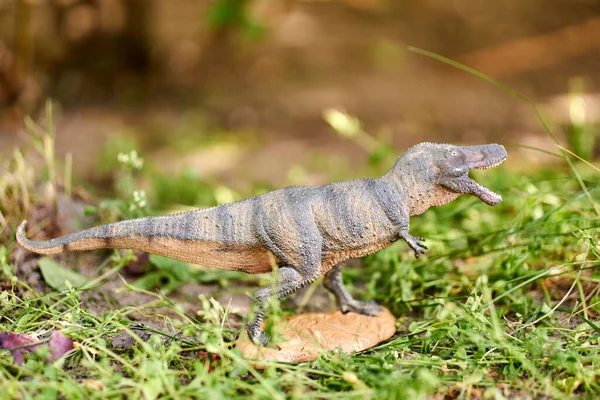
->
xmin=324 ymin=264 xmax=382 ymax=316
xmin=371 ymin=184 xmax=428 ymax=259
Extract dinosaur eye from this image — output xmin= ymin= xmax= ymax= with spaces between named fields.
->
xmin=451 ymin=151 xmax=458 ymax=156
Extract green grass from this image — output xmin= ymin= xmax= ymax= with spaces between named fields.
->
xmin=2 ymin=154 xmax=599 ymax=399
xmin=1 ymin=82 xmax=600 ymax=398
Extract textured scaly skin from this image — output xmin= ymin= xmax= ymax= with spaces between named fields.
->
xmin=17 ymin=142 xmax=507 ymax=345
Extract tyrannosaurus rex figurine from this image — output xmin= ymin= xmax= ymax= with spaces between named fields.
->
xmin=17 ymin=142 xmax=507 ymax=345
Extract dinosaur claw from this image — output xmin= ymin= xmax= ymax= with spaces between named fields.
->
xmin=406 ymin=235 xmax=427 ymax=259
xmin=340 ymin=300 xmax=382 ymax=316
xmin=400 ymin=231 xmax=427 ymax=257
xmin=251 ymin=332 xmax=270 ymax=347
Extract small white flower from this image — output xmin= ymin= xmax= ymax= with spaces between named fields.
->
xmin=117 ymin=153 xmax=129 ymax=163
xmin=118 ymin=150 xmax=144 ymax=170
xmin=130 ymin=190 xmax=148 ymax=211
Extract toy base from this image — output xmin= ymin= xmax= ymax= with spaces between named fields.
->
xmin=236 ymin=307 xmax=396 ymax=368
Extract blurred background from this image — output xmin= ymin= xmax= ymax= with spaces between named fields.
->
xmin=0 ymin=0 xmax=599 ymax=193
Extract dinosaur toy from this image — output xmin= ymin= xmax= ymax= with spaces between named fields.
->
xmin=17 ymin=142 xmax=507 ymax=345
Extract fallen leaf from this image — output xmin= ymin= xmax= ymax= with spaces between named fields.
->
xmin=237 ymin=307 xmax=397 ymax=368
xmin=38 ymin=257 xmax=89 ymax=291
xmin=48 ymin=331 xmax=73 ymax=361
xmin=0 ymin=330 xmax=73 ymax=365
xmin=0 ymin=332 xmax=39 ymax=365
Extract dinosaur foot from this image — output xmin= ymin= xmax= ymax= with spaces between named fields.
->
xmin=340 ymin=299 xmax=383 ymax=316
xmin=250 ymin=332 xmax=270 ymax=347
xmin=247 ymin=319 xmax=272 ymax=347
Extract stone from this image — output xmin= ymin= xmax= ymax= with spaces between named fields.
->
xmin=236 ymin=307 xmax=396 ymax=368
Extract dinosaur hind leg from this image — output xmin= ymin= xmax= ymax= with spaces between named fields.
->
xmin=247 ymin=266 xmax=320 ymax=346
xmin=323 ymin=264 xmax=382 ymax=316
xmin=248 ymin=209 xmax=324 ymax=346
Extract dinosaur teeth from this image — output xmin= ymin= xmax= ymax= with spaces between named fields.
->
xmin=481 ymin=185 xmax=502 ymax=204
xmin=470 ymin=179 xmax=503 ymax=205
xmin=476 ymin=158 xmax=506 ymax=170
xmin=489 ymin=189 xmax=502 ymax=200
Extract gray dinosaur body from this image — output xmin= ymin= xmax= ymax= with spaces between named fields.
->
xmin=17 ymin=142 xmax=507 ymax=345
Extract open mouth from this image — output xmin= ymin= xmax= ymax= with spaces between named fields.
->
xmin=469 ymin=156 xmax=506 ymax=205
xmin=440 ymin=144 xmax=507 ymax=206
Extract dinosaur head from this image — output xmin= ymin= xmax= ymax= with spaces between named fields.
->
xmin=435 ymin=143 xmax=507 ymax=206
xmin=390 ymin=143 xmax=507 ymax=212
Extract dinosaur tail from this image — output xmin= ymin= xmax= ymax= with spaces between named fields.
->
xmin=15 ymin=201 xmax=267 ymax=271
xmin=17 ymin=219 xmax=135 ymax=255
xmin=16 ymin=211 xmax=207 ymax=255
